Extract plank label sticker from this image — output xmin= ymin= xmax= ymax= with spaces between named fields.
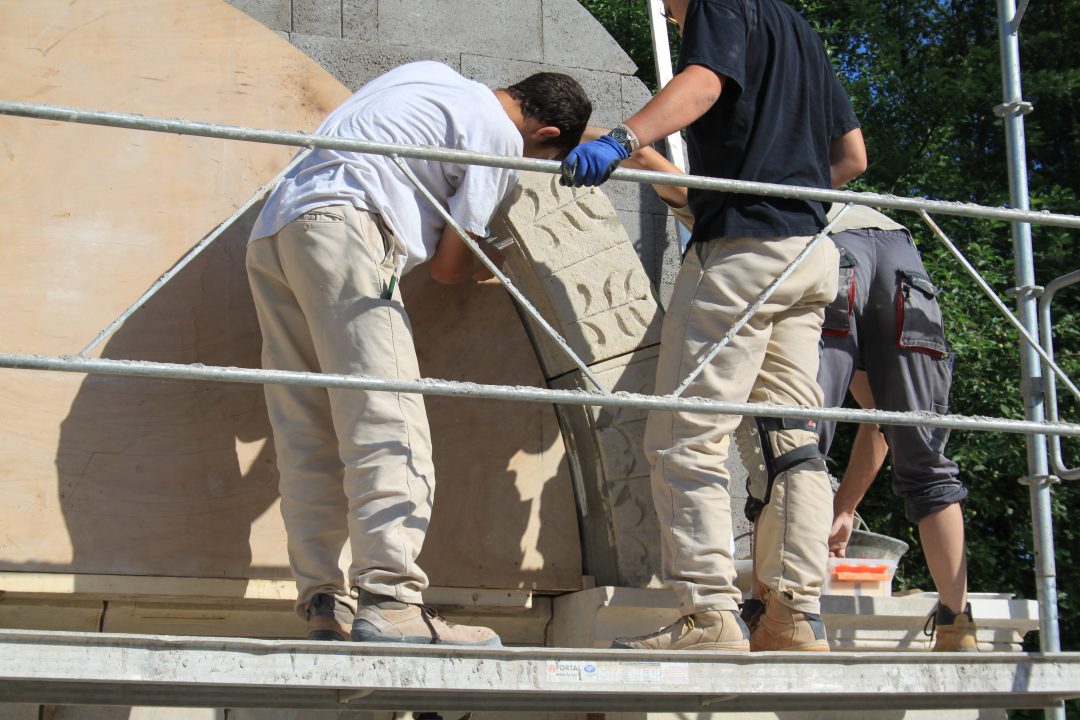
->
xmin=543 ymin=660 xmax=690 ymax=685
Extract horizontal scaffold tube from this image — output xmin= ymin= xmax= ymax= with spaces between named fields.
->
xmin=1 ymin=99 xmax=1079 ymax=230
xmin=2 ymin=352 xmax=1079 ymax=438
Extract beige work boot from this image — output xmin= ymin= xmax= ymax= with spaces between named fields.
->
xmin=306 ymin=593 xmax=355 ymax=641
xmin=611 ymin=610 xmax=750 ymax=651
xmin=925 ymin=602 xmax=979 ymax=652
xmin=749 ymin=595 xmax=830 ymax=652
xmin=351 ymin=592 xmax=502 ymax=647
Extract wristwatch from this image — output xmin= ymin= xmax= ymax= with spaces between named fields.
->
xmin=607 ymin=124 xmax=640 ymax=155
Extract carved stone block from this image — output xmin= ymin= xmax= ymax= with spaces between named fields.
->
xmin=496 ymin=172 xmax=662 ymax=380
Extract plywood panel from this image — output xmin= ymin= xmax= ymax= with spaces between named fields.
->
xmin=0 ymin=0 xmax=582 ymax=592
xmin=0 ymin=0 xmax=346 ymax=581
xmin=404 ymin=272 xmax=582 ymax=590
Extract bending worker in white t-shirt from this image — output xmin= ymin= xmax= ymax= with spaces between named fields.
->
xmin=246 ymin=61 xmax=592 ymax=646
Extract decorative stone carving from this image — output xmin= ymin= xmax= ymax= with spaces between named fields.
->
xmin=495 ymin=171 xmax=665 ymax=586
xmin=493 ymin=172 xmax=662 ymax=379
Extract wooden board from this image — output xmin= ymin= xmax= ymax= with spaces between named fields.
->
xmin=0 ymin=0 xmax=581 ymax=592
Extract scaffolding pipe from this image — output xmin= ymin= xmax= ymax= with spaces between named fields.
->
xmin=673 ymin=203 xmax=853 ymax=397
xmin=996 ymin=5 xmax=1062 ymax=719
xmin=1039 ymin=269 xmax=1080 ymax=480
xmin=918 ymin=210 xmax=1080 ymax=403
xmin=1011 ymin=0 xmax=1033 ymax=33
xmin=2 ymin=100 xmax=1080 ymax=230
xmin=3 ymin=352 xmax=1080 ymax=439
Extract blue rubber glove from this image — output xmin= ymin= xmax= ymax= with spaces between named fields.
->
xmin=559 ymin=134 xmax=630 ymax=188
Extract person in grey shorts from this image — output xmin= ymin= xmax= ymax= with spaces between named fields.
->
xmin=817 ymin=203 xmax=977 ymax=651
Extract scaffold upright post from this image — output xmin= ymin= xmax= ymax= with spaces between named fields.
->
xmin=995 ymin=5 xmax=1063 ymax=720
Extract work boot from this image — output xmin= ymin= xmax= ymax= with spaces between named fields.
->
xmin=306 ymin=593 xmax=355 ymax=641
xmin=749 ymin=595 xmax=830 ymax=652
xmin=611 ymin=610 xmax=750 ymax=651
xmin=925 ymin=602 xmax=979 ymax=652
xmin=351 ymin=592 xmax=502 ymax=646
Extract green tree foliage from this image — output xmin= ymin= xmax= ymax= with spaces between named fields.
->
xmin=581 ymin=1 xmax=1079 ymax=710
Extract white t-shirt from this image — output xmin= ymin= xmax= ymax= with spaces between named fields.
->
xmin=250 ymin=61 xmax=523 ymax=275
xmin=826 ymin=203 xmax=906 ymax=234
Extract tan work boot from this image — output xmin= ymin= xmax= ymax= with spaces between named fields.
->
xmin=611 ymin=610 xmax=750 ymax=651
xmin=925 ymin=602 xmax=979 ymax=652
xmin=351 ymin=592 xmax=502 ymax=647
xmin=306 ymin=593 xmax=355 ymax=641
xmin=749 ymin=595 xmax=830 ymax=652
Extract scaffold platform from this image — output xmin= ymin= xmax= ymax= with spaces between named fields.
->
xmin=0 ymin=629 xmax=1078 ymax=714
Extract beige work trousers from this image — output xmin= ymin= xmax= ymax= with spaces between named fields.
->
xmin=644 ymin=234 xmax=838 ymax=615
xmin=246 ymin=204 xmax=433 ymax=617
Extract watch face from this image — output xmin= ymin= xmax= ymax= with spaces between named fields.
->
xmin=609 ymin=127 xmax=633 ymax=152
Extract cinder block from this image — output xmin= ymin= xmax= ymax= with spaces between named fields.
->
xmin=460 ymin=55 xmax=627 ymax=127
xmin=288 ymin=35 xmax=459 ymax=91
xmin=293 ymin=0 xmax=342 ymax=37
xmin=622 ymin=74 xmax=654 ymax=117
xmin=604 ymin=174 xmax=669 ymax=214
xmin=378 ymin=0 xmax=542 ymax=62
xmin=343 ymin=0 xmax=379 ymax=42
xmin=542 ymin=0 xmax=636 ymax=73
xmin=226 ymin=0 xmax=291 ymax=32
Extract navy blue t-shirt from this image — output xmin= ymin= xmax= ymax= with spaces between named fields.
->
xmin=677 ymin=0 xmax=859 ymax=241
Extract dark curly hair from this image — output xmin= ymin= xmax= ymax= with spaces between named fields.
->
xmin=505 ymin=72 xmax=592 ymax=158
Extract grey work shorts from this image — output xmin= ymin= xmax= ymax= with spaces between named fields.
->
xmin=817 ymin=227 xmax=967 ymax=524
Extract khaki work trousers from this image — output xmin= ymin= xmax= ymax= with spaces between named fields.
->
xmin=246 ymin=205 xmax=433 ymax=617
xmin=644 ymin=234 xmax=839 ymax=615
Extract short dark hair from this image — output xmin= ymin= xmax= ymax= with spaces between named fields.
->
xmin=506 ymin=72 xmax=592 ymax=158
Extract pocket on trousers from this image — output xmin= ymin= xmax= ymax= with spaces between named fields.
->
xmin=298 ymin=208 xmax=347 ymax=223
xmin=896 ymin=269 xmax=949 ymax=357
xmin=824 ymin=247 xmax=857 ymax=337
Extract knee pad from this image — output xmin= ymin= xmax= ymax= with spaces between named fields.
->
xmin=736 ymin=416 xmax=824 ymax=522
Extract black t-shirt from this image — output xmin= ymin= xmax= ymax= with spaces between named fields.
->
xmin=677 ymin=0 xmax=860 ymax=241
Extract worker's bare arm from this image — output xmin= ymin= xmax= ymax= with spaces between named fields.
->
xmin=622 ymin=65 xmax=724 ymax=149
xmin=830 ymin=370 xmax=890 ymax=557
xmin=428 ymin=225 xmax=502 ymax=284
xmin=830 ymin=127 xmax=868 ymax=188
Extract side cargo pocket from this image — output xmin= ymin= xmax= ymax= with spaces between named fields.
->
xmin=823 ymin=247 xmax=857 ymax=337
xmin=896 ymin=269 xmax=949 ymax=357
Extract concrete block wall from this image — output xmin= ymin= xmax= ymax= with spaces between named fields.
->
xmin=226 ymin=0 xmax=680 ymax=304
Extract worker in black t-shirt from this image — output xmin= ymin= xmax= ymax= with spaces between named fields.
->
xmin=561 ymin=0 xmax=866 ymax=652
